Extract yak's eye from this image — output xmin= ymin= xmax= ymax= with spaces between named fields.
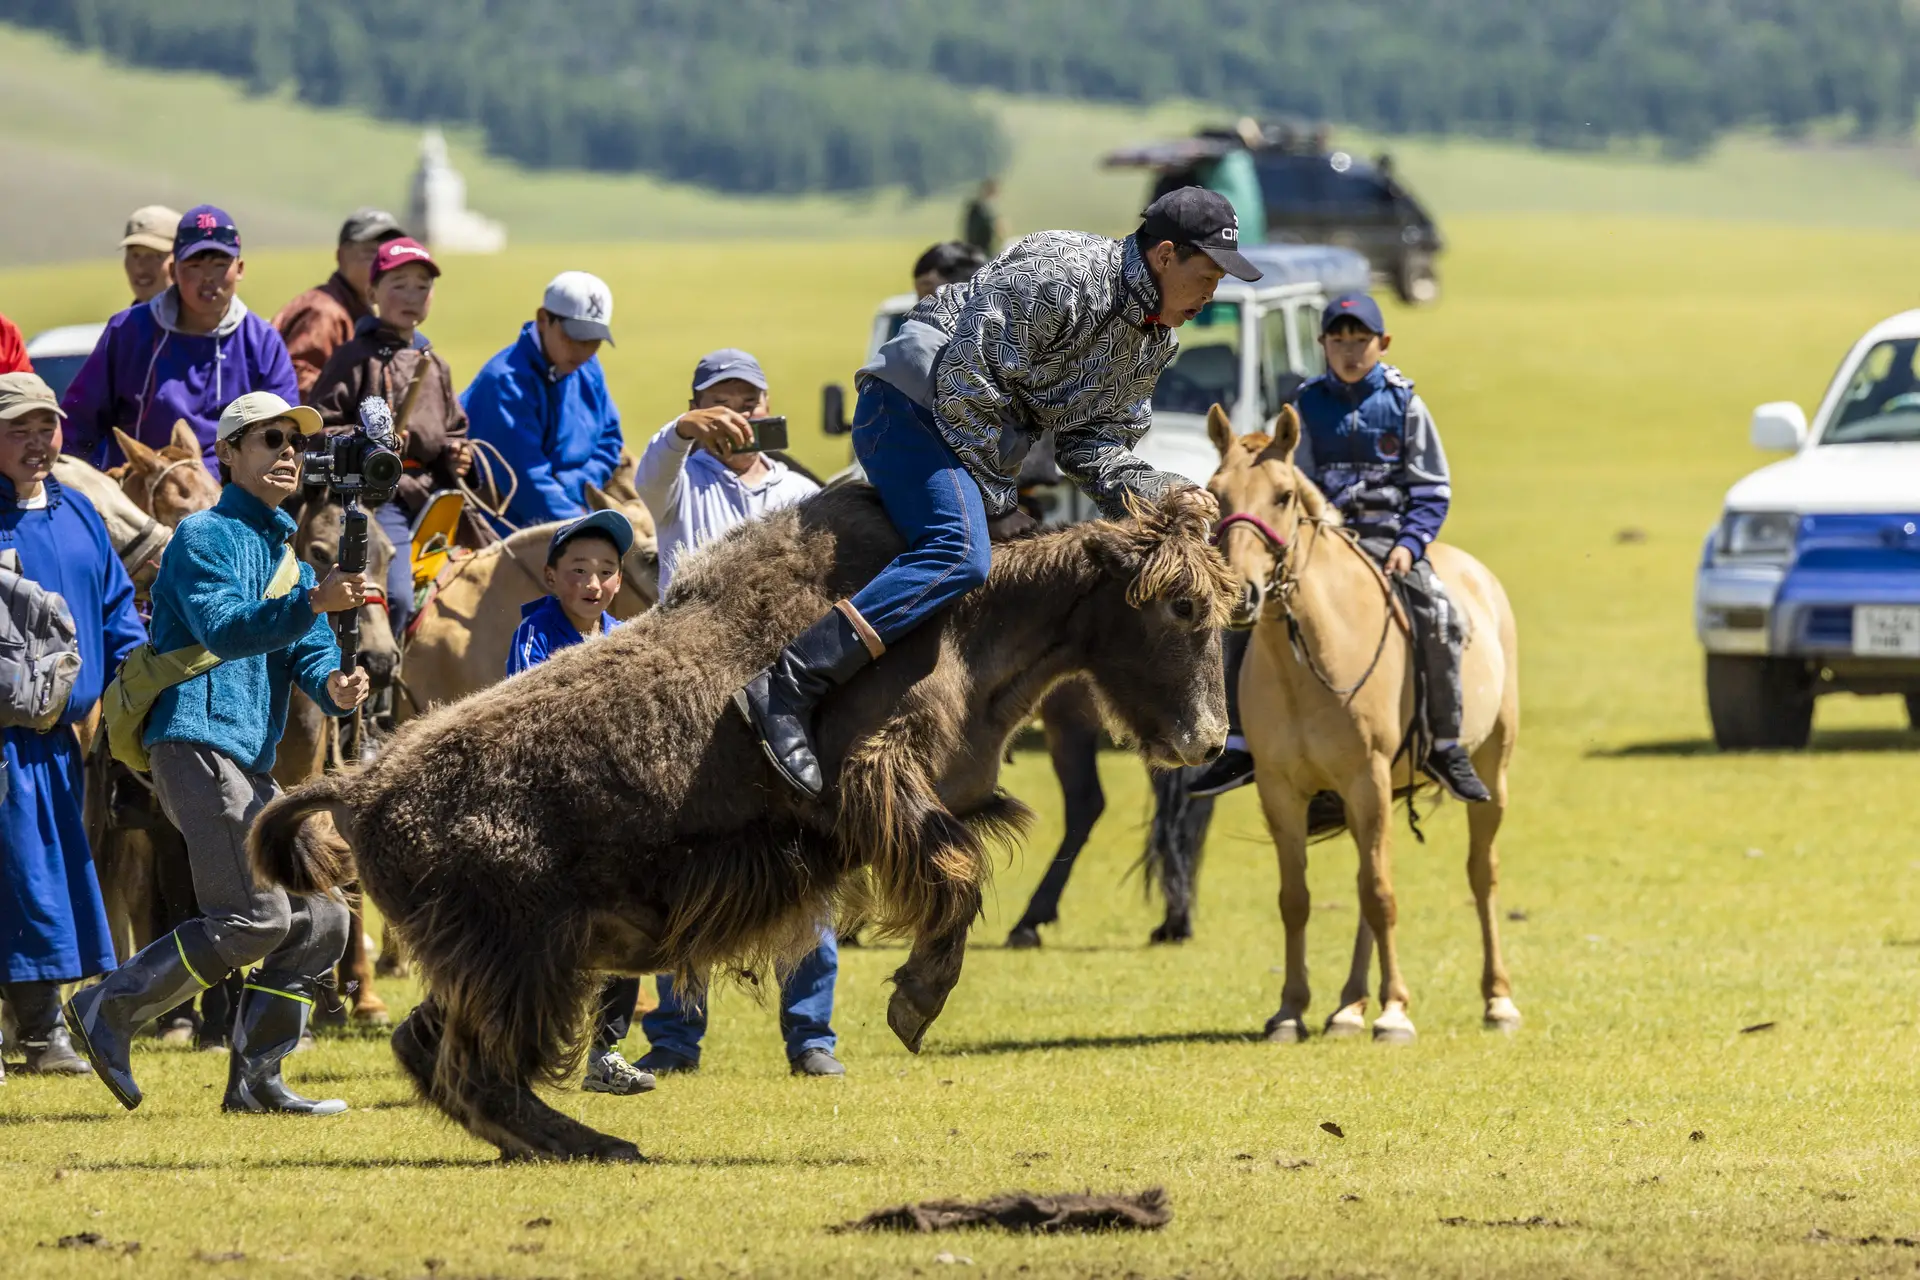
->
xmin=1172 ymin=598 xmax=1196 ymax=620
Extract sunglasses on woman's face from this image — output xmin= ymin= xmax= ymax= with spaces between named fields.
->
xmin=245 ymin=424 xmax=316 ymax=453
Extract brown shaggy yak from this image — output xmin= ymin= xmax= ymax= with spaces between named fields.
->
xmin=249 ymin=483 xmax=1233 ymax=1162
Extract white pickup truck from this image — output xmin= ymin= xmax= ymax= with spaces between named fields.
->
xmin=1696 ymin=309 xmax=1920 ymax=747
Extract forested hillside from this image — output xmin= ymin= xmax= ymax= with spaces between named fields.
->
xmin=4 ymin=0 xmax=1914 ymax=194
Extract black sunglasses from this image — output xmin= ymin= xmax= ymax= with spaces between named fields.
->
xmin=242 ymin=424 xmax=316 ymax=453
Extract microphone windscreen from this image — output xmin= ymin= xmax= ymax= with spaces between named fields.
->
xmin=358 ymin=396 xmax=396 ymax=442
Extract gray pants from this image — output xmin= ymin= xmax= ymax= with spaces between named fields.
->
xmin=1357 ymin=538 xmax=1467 ymax=742
xmin=149 ymin=741 xmax=349 ymax=982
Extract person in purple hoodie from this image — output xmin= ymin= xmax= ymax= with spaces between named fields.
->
xmin=60 ymin=205 xmax=298 ymax=474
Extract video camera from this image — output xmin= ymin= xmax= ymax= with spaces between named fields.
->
xmin=303 ymin=398 xmax=406 ymax=676
xmin=301 ymin=397 xmax=404 ymax=506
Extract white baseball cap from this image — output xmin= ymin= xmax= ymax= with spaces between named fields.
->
xmin=216 ymin=391 xmax=322 ymax=443
xmin=542 ymin=271 xmax=615 ymax=345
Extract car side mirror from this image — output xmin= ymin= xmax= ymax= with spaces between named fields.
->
xmin=1750 ymin=402 xmax=1807 ymax=451
xmin=822 ymin=383 xmax=849 ymax=436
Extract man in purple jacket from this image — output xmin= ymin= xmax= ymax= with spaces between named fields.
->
xmin=61 ymin=205 xmax=298 ymax=474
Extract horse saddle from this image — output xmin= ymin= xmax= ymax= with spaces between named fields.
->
xmin=410 ymin=490 xmax=466 ymax=594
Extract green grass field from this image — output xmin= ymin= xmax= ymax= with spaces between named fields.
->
xmin=4 ymin=214 xmax=1920 ymax=1277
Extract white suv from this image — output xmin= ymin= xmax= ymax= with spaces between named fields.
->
xmin=1696 ymin=310 xmax=1920 ymax=747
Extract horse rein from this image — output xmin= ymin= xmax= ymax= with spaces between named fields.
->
xmin=1213 ymin=502 xmax=1407 ymax=704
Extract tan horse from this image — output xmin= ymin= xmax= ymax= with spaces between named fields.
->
xmin=395 ymin=482 xmax=658 ymax=723
xmin=1205 ymin=404 xmax=1521 ymax=1043
xmin=49 ymin=456 xmax=171 ymax=592
xmin=111 ymin=424 xmax=221 ymax=527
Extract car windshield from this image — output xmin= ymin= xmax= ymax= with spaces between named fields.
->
xmin=1153 ymin=302 xmax=1241 ymax=415
xmin=1825 ymin=338 xmax=1920 ymax=445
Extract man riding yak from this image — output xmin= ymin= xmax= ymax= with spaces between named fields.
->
xmin=736 ymin=187 xmax=1260 ymax=792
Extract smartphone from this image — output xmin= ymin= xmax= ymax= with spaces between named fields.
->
xmin=743 ymin=415 xmax=789 ymax=453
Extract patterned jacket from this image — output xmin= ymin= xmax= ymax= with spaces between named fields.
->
xmin=861 ymin=231 xmax=1185 ymax=518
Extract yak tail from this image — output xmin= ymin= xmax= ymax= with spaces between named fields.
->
xmin=836 ymin=723 xmax=1029 ymax=941
xmin=249 ymin=774 xmax=359 ymax=895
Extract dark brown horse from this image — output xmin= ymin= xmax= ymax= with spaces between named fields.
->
xmin=251 ymin=484 xmax=1232 ymax=1162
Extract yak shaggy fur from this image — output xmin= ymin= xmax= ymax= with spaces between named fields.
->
xmin=250 ymin=482 xmax=1233 ymax=1162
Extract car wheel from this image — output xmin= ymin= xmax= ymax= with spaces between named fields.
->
xmin=1906 ymin=692 xmax=1920 ymax=729
xmin=1394 ymin=254 xmax=1440 ymax=306
xmin=1706 ymin=655 xmax=1814 ymax=749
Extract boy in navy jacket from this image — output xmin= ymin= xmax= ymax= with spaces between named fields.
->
xmin=1192 ymin=293 xmax=1490 ymax=803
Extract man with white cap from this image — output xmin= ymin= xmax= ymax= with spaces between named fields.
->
xmin=462 ymin=271 xmax=625 ymax=533
xmin=65 ymin=390 xmax=370 ymax=1117
xmin=119 ymin=204 xmax=180 ymax=306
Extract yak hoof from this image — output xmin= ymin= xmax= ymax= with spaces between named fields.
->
xmin=1005 ymin=923 xmax=1042 ymax=950
xmin=887 ymin=990 xmax=936 ymax=1055
xmin=1483 ymin=997 xmax=1522 ymax=1032
xmin=1264 ymin=1014 xmax=1309 ymax=1044
xmin=1371 ymin=1005 xmax=1416 ymax=1044
xmin=589 ymin=1139 xmax=646 ymax=1164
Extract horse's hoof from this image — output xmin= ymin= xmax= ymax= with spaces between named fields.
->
xmin=886 ymin=991 xmax=932 ymax=1055
xmin=1483 ymin=997 xmax=1522 ymax=1032
xmin=1005 ymin=924 xmax=1042 ymax=950
xmin=1323 ymin=1006 xmax=1368 ymax=1039
xmin=1371 ymin=1006 xmax=1416 ymax=1044
xmin=352 ymin=1007 xmax=391 ymax=1027
xmin=1148 ymin=922 xmax=1192 ymax=946
xmin=591 ymin=1140 xmax=645 ymax=1164
xmin=1264 ymin=1014 xmax=1309 ymax=1044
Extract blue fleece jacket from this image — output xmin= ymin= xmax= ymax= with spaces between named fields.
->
xmin=461 ymin=323 xmax=624 ymax=533
xmin=59 ymin=289 xmax=298 ymax=473
xmin=144 ymin=485 xmax=347 ymax=774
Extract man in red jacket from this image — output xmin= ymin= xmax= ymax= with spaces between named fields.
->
xmin=0 ymin=312 xmax=30 ymax=376
xmin=272 ymin=209 xmax=407 ymax=395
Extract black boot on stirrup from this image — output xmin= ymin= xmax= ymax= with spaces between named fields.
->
xmin=222 ymin=973 xmax=347 ymax=1116
xmin=1424 ymin=742 xmax=1492 ymax=803
xmin=734 ymin=604 xmax=879 ymax=798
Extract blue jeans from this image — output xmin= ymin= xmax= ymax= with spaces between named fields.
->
xmin=846 ymin=378 xmax=992 ymax=647
xmin=641 ymin=927 xmax=838 ymax=1064
xmin=372 ymin=500 xmax=414 ymax=641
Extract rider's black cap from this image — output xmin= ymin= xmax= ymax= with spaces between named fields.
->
xmin=1138 ymin=187 xmax=1262 ymax=282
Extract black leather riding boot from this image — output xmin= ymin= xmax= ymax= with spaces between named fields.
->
xmin=1408 ymin=570 xmax=1491 ymax=804
xmin=222 ymin=972 xmax=347 ymax=1116
xmin=7 ymin=981 xmax=92 ymax=1075
xmin=64 ymin=922 xmax=227 ymax=1110
xmin=734 ymin=604 xmax=880 ymax=798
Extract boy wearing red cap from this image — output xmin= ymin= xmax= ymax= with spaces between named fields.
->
xmin=308 ymin=237 xmax=478 ymax=638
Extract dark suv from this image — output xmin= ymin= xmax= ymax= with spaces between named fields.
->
xmin=1106 ymin=124 xmax=1445 ymax=304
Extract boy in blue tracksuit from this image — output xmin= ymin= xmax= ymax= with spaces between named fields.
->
xmin=461 ymin=272 xmax=625 ymax=533
xmin=1191 ymin=293 xmax=1490 ymax=803
xmin=66 ymin=391 xmax=372 ymax=1115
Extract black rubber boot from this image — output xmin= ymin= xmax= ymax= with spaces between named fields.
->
xmin=1189 ymin=629 xmax=1254 ymax=796
xmin=8 ymin=982 xmax=93 ymax=1075
xmin=64 ymin=923 xmax=226 ymax=1110
xmin=1424 ymin=743 xmax=1492 ymax=803
xmin=222 ymin=972 xmax=347 ymax=1116
xmin=733 ymin=605 xmax=879 ymax=798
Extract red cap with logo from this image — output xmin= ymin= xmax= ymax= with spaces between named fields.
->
xmin=369 ymin=237 xmax=440 ymax=286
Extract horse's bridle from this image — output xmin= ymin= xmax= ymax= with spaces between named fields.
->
xmin=145 ymin=455 xmax=202 ymax=510
xmin=1212 ymin=508 xmax=1304 ymax=606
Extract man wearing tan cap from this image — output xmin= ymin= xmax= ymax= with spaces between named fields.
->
xmin=0 ymin=371 xmax=148 ymax=1081
xmin=273 ymin=208 xmax=407 ymax=395
xmin=120 ymin=205 xmax=179 ymax=306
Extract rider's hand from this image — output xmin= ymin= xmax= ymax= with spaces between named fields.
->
xmin=327 ymin=668 xmax=371 ymax=711
xmin=675 ymin=406 xmax=755 ymax=456
xmin=311 ymin=567 xmax=368 ymax=614
xmin=1385 ymin=545 xmax=1415 ymax=577
xmin=988 ymin=508 xmax=1039 ymax=542
xmin=447 ymin=437 xmax=474 ymax=478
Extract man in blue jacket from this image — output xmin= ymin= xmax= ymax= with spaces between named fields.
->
xmin=66 ymin=391 xmax=372 ymax=1116
xmin=462 ymin=271 xmax=624 ymax=533
xmin=61 ymin=205 xmax=299 ymax=474
xmin=0 ymin=373 xmax=147 ymax=1080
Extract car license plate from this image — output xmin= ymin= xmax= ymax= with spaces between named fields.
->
xmin=1853 ymin=605 xmax=1920 ymax=656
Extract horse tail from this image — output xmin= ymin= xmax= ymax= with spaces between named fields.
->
xmin=1137 ymin=765 xmax=1214 ymax=937
xmin=249 ymin=774 xmax=359 ymax=895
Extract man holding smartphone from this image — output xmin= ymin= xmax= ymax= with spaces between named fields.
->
xmin=627 ymin=348 xmax=843 ymax=1078
xmin=635 ymin=349 xmax=817 ymax=592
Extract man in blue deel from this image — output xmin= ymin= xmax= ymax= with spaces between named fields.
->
xmin=0 ymin=372 xmax=147 ymax=1080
